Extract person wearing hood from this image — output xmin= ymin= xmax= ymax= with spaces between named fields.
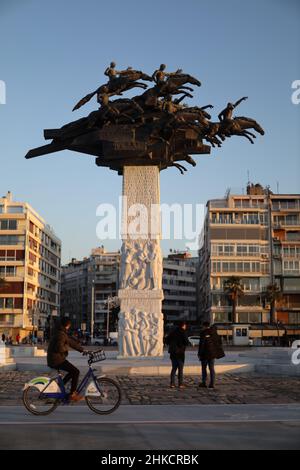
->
xmin=198 ymin=322 xmax=225 ymax=389
xmin=47 ymin=317 xmax=86 ymax=402
xmin=165 ymin=321 xmax=189 ymax=389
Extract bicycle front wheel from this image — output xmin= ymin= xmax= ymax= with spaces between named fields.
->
xmin=85 ymin=377 xmax=121 ymax=415
xmin=22 ymin=386 xmax=59 ymax=416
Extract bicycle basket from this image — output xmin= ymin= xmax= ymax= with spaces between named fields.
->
xmin=88 ymin=349 xmax=106 ymax=364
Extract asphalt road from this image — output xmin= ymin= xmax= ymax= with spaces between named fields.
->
xmin=0 ymin=404 xmax=300 ymax=450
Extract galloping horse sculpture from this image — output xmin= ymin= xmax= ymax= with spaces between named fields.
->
xmin=25 ymin=63 xmax=265 ymax=174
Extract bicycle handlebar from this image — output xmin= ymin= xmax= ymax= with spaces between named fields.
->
xmin=82 ymin=349 xmax=106 ymax=364
xmin=83 ymin=349 xmax=103 ymax=355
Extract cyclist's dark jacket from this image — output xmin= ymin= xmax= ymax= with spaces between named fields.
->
xmin=47 ymin=326 xmax=83 ymax=368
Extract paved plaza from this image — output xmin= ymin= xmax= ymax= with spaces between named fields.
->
xmin=0 ymin=371 xmax=299 ymax=406
xmin=1 ymin=352 xmax=300 ymax=449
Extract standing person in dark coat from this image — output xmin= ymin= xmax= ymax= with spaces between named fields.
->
xmin=47 ymin=317 xmax=86 ymax=402
xmin=198 ymin=322 xmax=225 ymax=389
xmin=165 ymin=321 xmax=189 ymax=388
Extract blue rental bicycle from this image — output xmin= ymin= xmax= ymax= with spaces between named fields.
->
xmin=22 ymin=349 xmax=121 ymax=416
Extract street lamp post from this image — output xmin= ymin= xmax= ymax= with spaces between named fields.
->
xmin=106 ymin=295 xmax=119 ymax=342
xmin=30 ymin=306 xmax=41 ymax=345
xmin=106 ymin=297 xmax=110 ymax=342
xmin=91 ymin=280 xmax=95 ymax=340
xmin=50 ymin=309 xmax=58 ymax=340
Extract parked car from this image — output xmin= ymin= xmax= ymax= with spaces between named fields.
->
xmin=109 ymin=338 xmax=118 ymax=346
xmin=90 ymin=336 xmax=106 ymax=346
xmin=109 ymin=332 xmax=118 ymax=346
xmin=188 ymin=336 xmax=200 ymax=347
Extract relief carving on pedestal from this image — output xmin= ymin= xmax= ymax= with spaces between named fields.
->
xmin=120 ymin=239 xmax=162 ymax=290
xmin=118 ymin=309 xmax=163 ymax=357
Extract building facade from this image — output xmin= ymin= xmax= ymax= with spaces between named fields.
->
xmin=61 ymin=247 xmax=120 ymax=333
xmin=163 ymin=251 xmax=198 ymax=328
xmin=61 ymin=248 xmax=198 ymax=334
xmin=0 ymin=192 xmax=61 ymax=339
xmin=60 ymin=258 xmax=89 ymax=331
xmin=198 ymin=184 xmax=300 ymax=336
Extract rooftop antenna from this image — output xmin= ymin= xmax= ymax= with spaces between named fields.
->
xmin=277 ymin=181 xmax=280 ymax=194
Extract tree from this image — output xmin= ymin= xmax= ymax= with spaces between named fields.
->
xmin=110 ymin=305 xmax=120 ymax=331
xmin=265 ymin=283 xmax=282 ymax=324
xmin=104 ymin=296 xmax=120 ymax=335
xmin=223 ymin=276 xmax=244 ymax=324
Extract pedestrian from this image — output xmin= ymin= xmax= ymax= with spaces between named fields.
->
xmin=1 ymin=333 xmax=5 ymax=343
xmin=16 ymin=333 xmax=20 ymax=345
xmin=165 ymin=321 xmax=189 ymax=389
xmin=198 ymin=322 xmax=225 ymax=389
xmin=47 ymin=317 xmax=87 ymax=402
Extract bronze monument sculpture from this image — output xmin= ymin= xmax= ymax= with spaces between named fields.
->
xmin=25 ymin=63 xmax=264 ymax=358
xmin=25 ymin=62 xmax=264 ymax=174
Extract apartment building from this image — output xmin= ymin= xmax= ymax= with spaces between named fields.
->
xmin=60 ymin=257 xmax=89 ymax=330
xmin=163 ymin=251 xmax=198 ymax=327
xmin=61 ymin=247 xmax=120 ymax=333
xmin=199 ymin=184 xmax=300 ymax=337
xmin=0 ymin=192 xmax=61 ymax=339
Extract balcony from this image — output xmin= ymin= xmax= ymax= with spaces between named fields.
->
xmin=273 ymin=218 xmax=300 ymax=228
xmin=0 ymin=308 xmax=23 ymax=314
xmin=272 ymin=201 xmax=300 ymax=211
xmin=0 ymin=321 xmax=15 ymax=327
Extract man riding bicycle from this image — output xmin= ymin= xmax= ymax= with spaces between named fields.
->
xmin=47 ymin=317 xmax=86 ymax=402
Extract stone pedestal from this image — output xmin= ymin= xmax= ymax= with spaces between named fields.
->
xmin=118 ymin=166 xmax=164 ymax=358
xmin=0 ymin=340 xmax=13 ymax=365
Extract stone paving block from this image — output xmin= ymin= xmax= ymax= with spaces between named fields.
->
xmin=0 ymin=372 xmax=300 ymax=406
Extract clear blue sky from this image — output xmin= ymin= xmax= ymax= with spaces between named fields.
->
xmin=0 ymin=0 xmax=299 ymax=263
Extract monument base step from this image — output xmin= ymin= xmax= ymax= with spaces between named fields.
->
xmin=255 ymin=364 xmax=300 ymax=376
xmin=15 ymin=362 xmax=254 ymax=375
xmin=0 ymin=361 xmax=17 ymax=371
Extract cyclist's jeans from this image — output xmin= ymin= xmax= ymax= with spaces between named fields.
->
xmin=59 ymin=360 xmax=80 ymax=394
xmin=170 ymin=357 xmax=184 ymax=386
xmin=201 ymin=359 xmax=215 ymax=387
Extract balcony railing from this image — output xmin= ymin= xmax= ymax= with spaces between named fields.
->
xmin=272 ymin=202 xmax=300 ymax=211
xmin=0 ymin=322 xmax=14 ymax=327
xmin=210 ymin=218 xmax=266 ymax=225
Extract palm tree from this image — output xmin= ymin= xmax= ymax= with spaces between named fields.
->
xmin=223 ymin=276 xmax=244 ymax=324
xmin=265 ymin=283 xmax=282 ymax=324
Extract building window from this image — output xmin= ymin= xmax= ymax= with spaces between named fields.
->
xmin=0 ymin=220 xmax=17 ymax=230
xmin=213 ymin=312 xmax=230 ymax=323
xmin=283 ymin=260 xmax=300 ymax=274
xmin=6 ymin=298 xmax=14 ymax=308
xmin=0 ymin=235 xmax=24 ymax=245
xmin=287 ymin=232 xmax=300 ymax=241
xmin=6 ymin=206 xmax=23 ymax=214
xmin=283 ymin=278 xmax=300 ymax=292
xmin=0 ymin=266 xmax=16 ymax=277
xmin=0 ymin=298 xmax=23 ymax=310
xmin=288 ymin=313 xmax=300 ymax=324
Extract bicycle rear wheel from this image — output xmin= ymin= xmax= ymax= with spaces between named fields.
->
xmin=22 ymin=386 xmax=59 ymax=416
xmin=85 ymin=377 xmax=121 ymax=415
